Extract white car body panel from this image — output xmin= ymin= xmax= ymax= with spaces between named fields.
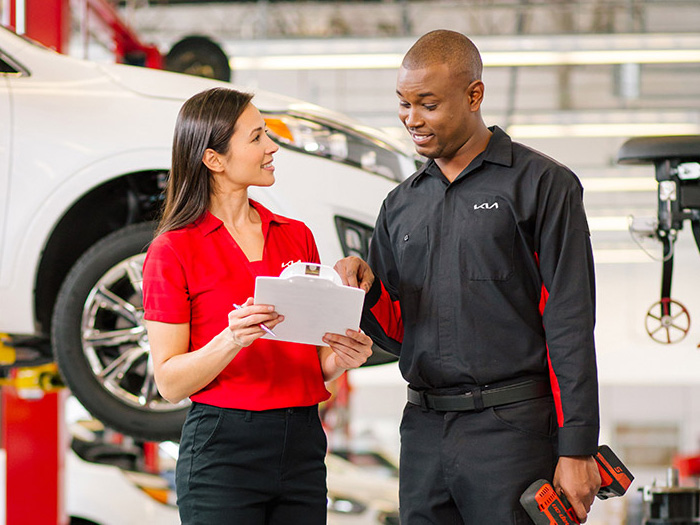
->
xmin=0 ymin=448 xmax=179 ymax=525
xmin=0 ymin=28 xmax=412 ymax=335
xmin=0 ymin=75 xmax=10 ymax=271
xmin=64 ymin=451 xmax=179 ymax=525
xmin=4 ymin=149 xmax=170 ymax=331
xmin=0 ymin=447 xmax=398 ymax=525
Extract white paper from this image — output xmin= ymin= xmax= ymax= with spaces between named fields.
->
xmin=254 ymin=262 xmax=365 ymax=346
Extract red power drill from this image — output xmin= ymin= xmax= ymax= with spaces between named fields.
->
xmin=519 ymin=445 xmax=634 ymax=525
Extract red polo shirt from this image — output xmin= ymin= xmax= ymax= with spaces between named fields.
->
xmin=142 ymin=200 xmax=331 ymax=410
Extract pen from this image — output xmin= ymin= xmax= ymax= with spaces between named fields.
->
xmin=232 ymin=303 xmax=277 ymax=337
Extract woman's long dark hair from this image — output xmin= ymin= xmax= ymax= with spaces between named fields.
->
xmin=155 ymin=87 xmax=254 ymax=236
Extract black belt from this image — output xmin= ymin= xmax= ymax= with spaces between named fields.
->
xmin=407 ymin=380 xmax=550 ymax=412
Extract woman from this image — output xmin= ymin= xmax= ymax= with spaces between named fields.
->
xmin=142 ymin=87 xmax=373 ymax=524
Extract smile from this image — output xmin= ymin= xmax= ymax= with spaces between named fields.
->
xmin=410 ymin=132 xmax=433 ymax=145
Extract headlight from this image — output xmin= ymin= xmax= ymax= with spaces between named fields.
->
xmin=335 ymin=216 xmax=373 ymax=260
xmin=327 ymin=493 xmax=367 ymax=515
xmin=264 ymin=112 xmax=407 ymax=182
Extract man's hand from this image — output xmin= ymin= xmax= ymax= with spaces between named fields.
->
xmin=553 ymin=455 xmax=601 ymax=523
xmin=334 ymin=256 xmax=374 ymax=293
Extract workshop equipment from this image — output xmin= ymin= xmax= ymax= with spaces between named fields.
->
xmin=520 ymin=445 xmax=634 ymax=524
xmin=1 ymin=361 xmax=69 ymax=525
xmin=642 ymin=468 xmax=700 ymax=524
xmin=618 ymin=136 xmax=700 ymax=346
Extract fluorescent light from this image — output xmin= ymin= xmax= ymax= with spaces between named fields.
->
xmin=233 ymin=54 xmax=402 ymax=71
xmin=588 ymin=216 xmax=632 ymax=231
xmin=230 ymin=49 xmax=700 ymax=71
xmin=593 ymin=249 xmax=654 ymax=264
xmin=581 ymin=178 xmax=657 ymax=192
xmin=507 ymin=123 xmax=700 ymax=138
xmin=484 ymin=49 xmax=700 ymax=67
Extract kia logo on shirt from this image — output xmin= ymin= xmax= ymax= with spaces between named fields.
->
xmin=281 ymin=259 xmax=302 ymax=269
xmin=473 ymin=202 xmax=499 ymax=210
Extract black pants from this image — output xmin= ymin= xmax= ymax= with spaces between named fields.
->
xmin=399 ymin=396 xmax=558 ymax=524
xmin=176 ymin=402 xmax=328 ymax=525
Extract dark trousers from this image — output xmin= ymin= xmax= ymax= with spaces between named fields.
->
xmin=399 ymin=396 xmax=558 ymax=524
xmin=176 ymin=402 xmax=328 ymax=525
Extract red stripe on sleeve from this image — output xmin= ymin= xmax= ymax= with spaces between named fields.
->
xmin=535 ymin=252 xmax=564 ymax=427
xmin=546 ymin=343 xmax=564 ymax=427
xmin=370 ymin=281 xmax=404 ymax=343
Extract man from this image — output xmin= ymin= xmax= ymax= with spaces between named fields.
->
xmin=335 ymin=30 xmax=601 ymax=524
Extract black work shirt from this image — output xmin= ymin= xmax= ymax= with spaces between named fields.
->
xmin=362 ymin=126 xmax=599 ymax=456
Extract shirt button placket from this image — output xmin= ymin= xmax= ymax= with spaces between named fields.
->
xmin=436 ymin=187 xmax=456 ymax=366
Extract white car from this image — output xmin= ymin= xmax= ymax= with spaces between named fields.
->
xmin=0 ymin=438 xmax=399 ymax=525
xmin=0 ymin=26 xmax=415 ymax=441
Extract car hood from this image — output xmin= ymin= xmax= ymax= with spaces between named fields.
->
xmin=96 ymin=61 xmax=411 ymax=154
xmin=96 ymin=61 xmax=231 ymax=101
xmin=96 ymin=60 xmax=339 ymax=113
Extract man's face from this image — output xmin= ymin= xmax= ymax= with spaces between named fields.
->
xmin=396 ymin=63 xmax=477 ymax=161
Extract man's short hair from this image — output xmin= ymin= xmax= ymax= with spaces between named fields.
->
xmin=402 ymin=30 xmax=483 ymax=84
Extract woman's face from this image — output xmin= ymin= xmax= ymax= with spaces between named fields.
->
xmin=217 ymin=103 xmax=280 ymax=189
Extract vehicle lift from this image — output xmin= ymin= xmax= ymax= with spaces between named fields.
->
xmin=1 ymin=0 xmax=161 ymax=67
xmin=1 ymin=335 xmax=69 ymax=525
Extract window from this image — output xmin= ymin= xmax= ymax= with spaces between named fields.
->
xmin=0 ymin=56 xmax=18 ymax=73
xmin=0 ymin=50 xmax=24 ymax=75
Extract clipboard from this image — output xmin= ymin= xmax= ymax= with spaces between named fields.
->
xmin=253 ymin=262 xmax=365 ymax=346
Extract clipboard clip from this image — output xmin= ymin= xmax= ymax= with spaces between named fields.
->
xmin=279 ymin=262 xmax=343 ymax=285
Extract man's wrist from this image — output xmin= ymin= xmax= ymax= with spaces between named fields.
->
xmin=364 ymin=278 xmax=382 ymax=308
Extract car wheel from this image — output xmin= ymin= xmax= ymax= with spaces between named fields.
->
xmin=165 ymin=35 xmax=231 ymax=82
xmin=52 ymin=223 xmax=188 ymax=442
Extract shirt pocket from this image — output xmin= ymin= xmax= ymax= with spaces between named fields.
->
xmin=396 ymin=225 xmax=430 ymax=293
xmin=458 ymin=193 xmax=516 ymax=281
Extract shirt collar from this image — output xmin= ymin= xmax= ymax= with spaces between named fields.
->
xmin=483 ymin=126 xmax=513 ymax=167
xmin=410 ymin=126 xmax=513 ymax=187
xmin=194 ymin=199 xmax=289 ymax=236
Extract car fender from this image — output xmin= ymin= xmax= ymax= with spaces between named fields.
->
xmin=0 ymin=148 xmax=170 ymax=334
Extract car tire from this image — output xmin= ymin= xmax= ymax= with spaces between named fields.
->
xmin=165 ymin=35 xmax=231 ymax=82
xmin=52 ymin=223 xmax=188 ymax=442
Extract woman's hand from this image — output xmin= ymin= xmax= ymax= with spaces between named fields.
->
xmin=146 ymin=298 xmax=283 ymax=404
xmin=227 ymin=297 xmax=284 ymax=347
xmin=318 ymin=329 xmax=373 ymax=381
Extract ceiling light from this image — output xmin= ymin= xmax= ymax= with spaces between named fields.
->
xmin=507 ymin=123 xmax=700 ymax=138
xmin=593 ymin=249 xmax=655 ymax=264
xmin=580 ymin=178 xmax=657 ymax=193
xmin=588 ymin=216 xmax=632 ymax=231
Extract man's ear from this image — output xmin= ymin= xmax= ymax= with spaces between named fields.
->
xmin=202 ymin=148 xmax=223 ymax=173
xmin=467 ymin=80 xmax=485 ymax=112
